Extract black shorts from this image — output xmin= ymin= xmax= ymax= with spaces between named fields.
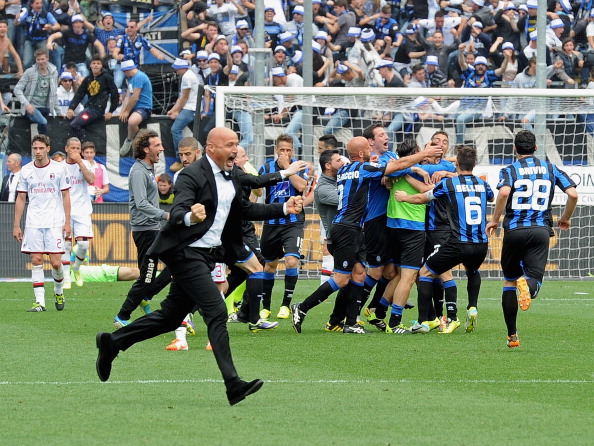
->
xmin=364 ymin=215 xmax=391 ymax=267
xmin=501 ymin=227 xmax=550 ymax=282
xmin=328 ymin=224 xmax=366 ymax=274
xmin=260 ymin=222 xmax=304 ymax=262
xmin=425 ymin=242 xmax=488 ymax=276
xmin=424 ymin=230 xmax=451 ymax=260
xmin=389 ymin=228 xmax=425 ymax=270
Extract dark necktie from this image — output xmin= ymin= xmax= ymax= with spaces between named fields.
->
xmin=220 ymin=170 xmax=233 ymax=180
xmin=8 ymin=173 xmax=14 ymax=184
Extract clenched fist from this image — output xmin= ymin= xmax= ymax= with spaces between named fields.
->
xmin=190 ymin=203 xmax=206 ymax=223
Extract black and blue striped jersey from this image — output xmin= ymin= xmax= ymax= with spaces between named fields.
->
xmin=497 ymin=156 xmax=575 ymax=233
xmin=428 ymin=174 xmax=494 ymax=243
xmin=258 ymin=158 xmax=308 ymax=225
xmin=425 ymin=160 xmax=457 ymax=231
xmin=333 ymin=161 xmax=386 ymax=228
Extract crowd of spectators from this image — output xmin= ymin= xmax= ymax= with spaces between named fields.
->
xmin=2 ymin=0 xmax=594 ymax=153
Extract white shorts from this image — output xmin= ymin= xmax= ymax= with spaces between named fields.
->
xmin=22 ymin=226 xmax=65 ymax=254
xmin=211 ymin=262 xmax=227 ymax=283
xmin=68 ymin=215 xmax=94 ymax=239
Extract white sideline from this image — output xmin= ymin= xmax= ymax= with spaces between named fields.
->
xmin=0 ymin=378 xmax=591 ymax=386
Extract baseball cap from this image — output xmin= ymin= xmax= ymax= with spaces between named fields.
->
xmin=196 ymin=50 xmax=209 ymax=60
xmin=215 ymin=35 xmax=227 ymax=43
xmin=60 ymin=71 xmax=74 ymax=80
xmin=425 ymin=55 xmax=439 ymax=66
xmin=271 ymin=66 xmax=286 ymax=77
xmin=519 ymin=5 xmax=529 ymax=12
xmin=236 ymin=19 xmax=249 ymax=29
xmin=291 ymin=50 xmax=303 ymax=65
xmin=472 ymin=21 xmax=483 ymax=29
xmin=336 ymin=63 xmax=349 ymax=74
xmin=121 ymin=59 xmax=137 ymax=71
xmin=274 ymin=45 xmax=287 ymax=53
xmin=71 ymin=14 xmax=84 ymax=23
xmin=529 ymin=30 xmax=538 ymax=41
xmin=505 ymin=4 xmax=517 ymax=10
xmin=348 ymin=27 xmax=362 ymax=37
xmin=502 ymin=42 xmax=514 ymax=51
xmin=171 ymin=58 xmax=190 ymax=69
xmin=231 ymin=45 xmax=243 ymax=54
xmin=312 ymin=41 xmax=322 ymax=53
xmin=179 ymin=49 xmax=192 ymax=57
xmin=560 ymin=0 xmax=572 ymax=13
xmin=360 ymin=28 xmax=376 ymax=42
xmin=474 ymin=56 xmax=488 ymax=66
xmin=293 ymin=5 xmax=304 ymax=15
xmin=374 ymin=60 xmax=393 ymax=70
xmin=526 ymin=0 xmax=538 ymax=9
xmin=550 ymin=18 xmax=564 ymax=29
xmin=413 ymin=96 xmax=428 ymax=107
xmin=471 ymin=0 xmax=485 ymax=6
xmin=279 ymin=31 xmax=294 ymax=43
xmin=264 ymin=6 xmax=275 ymax=12
xmin=230 ymin=65 xmax=240 ymax=75
xmin=315 ymin=31 xmax=329 ymax=41
xmin=208 ymin=53 xmax=221 ymax=61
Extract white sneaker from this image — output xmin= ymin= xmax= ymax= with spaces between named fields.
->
xmin=165 ymin=339 xmax=189 ymax=351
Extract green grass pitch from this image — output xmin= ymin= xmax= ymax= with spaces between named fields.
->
xmin=1 ymin=279 xmax=592 ymax=445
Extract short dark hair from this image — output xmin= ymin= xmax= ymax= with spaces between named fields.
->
xmin=91 ymin=54 xmax=102 ymax=63
xmin=362 ymin=123 xmax=384 ymax=140
xmin=397 ymin=138 xmax=419 ymax=158
xmin=457 ymin=146 xmax=477 ymax=171
xmin=411 ymin=63 xmax=425 ymax=74
xmin=32 ymin=134 xmax=51 ymax=146
xmin=158 ymin=173 xmax=172 ymax=184
xmin=319 ymin=149 xmax=339 ymax=172
xmin=276 ymin=133 xmax=294 ymax=147
xmin=65 ymin=61 xmax=77 ymax=70
xmin=435 ymin=10 xmax=445 ymax=19
xmin=178 ymin=136 xmax=200 ymax=151
xmin=82 ymin=141 xmax=96 ymax=151
xmin=514 ymin=130 xmax=537 ymax=155
xmin=133 ymin=129 xmax=160 ymax=159
xmin=34 ymin=49 xmax=49 ymax=59
xmin=318 ymin=134 xmax=338 ymax=149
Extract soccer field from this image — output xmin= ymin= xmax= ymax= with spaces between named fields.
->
xmin=1 ymin=279 xmax=592 ymax=445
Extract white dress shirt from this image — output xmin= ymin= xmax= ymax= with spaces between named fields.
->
xmin=185 ymin=155 xmax=236 ymax=248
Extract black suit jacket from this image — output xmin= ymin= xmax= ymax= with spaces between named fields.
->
xmin=0 ymin=174 xmax=10 ymax=202
xmin=149 ymin=156 xmax=286 ymax=263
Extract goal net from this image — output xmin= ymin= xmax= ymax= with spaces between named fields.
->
xmin=216 ymin=86 xmax=594 ymax=280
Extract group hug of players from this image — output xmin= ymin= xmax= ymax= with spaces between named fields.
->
xmin=273 ymin=126 xmax=577 ymax=348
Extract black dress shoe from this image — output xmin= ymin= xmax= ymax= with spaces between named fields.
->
xmin=226 ymin=379 xmax=264 ymax=406
xmin=96 ymin=332 xmax=118 ymax=382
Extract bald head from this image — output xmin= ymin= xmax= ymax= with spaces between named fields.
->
xmin=235 ymin=145 xmax=248 ymax=168
xmin=347 ymin=136 xmax=371 ymax=162
xmin=206 ymin=127 xmax=239 ymax=171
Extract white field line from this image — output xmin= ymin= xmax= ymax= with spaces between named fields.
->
xmin=0 ymin=378 xmax=591 ymax=386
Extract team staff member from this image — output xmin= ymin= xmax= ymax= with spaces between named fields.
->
xmin=486 ymin=130 xmax=577 ymax=348
xmin=396 ymin=146 xmax=494 ymax=334
xmin=113 ymin=130 xmax=170 ymax=328
xmin=96 ymin=127 xmax=303 ymax=406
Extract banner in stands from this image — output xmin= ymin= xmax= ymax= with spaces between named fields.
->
xmin=108 ymin=4 xmax=179 ymax=65
xmin=0 ymin=204 xmax=592 ymax=279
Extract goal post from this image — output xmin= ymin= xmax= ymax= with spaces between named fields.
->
xmin=216 ymin=86 xmax=594 ymax=280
